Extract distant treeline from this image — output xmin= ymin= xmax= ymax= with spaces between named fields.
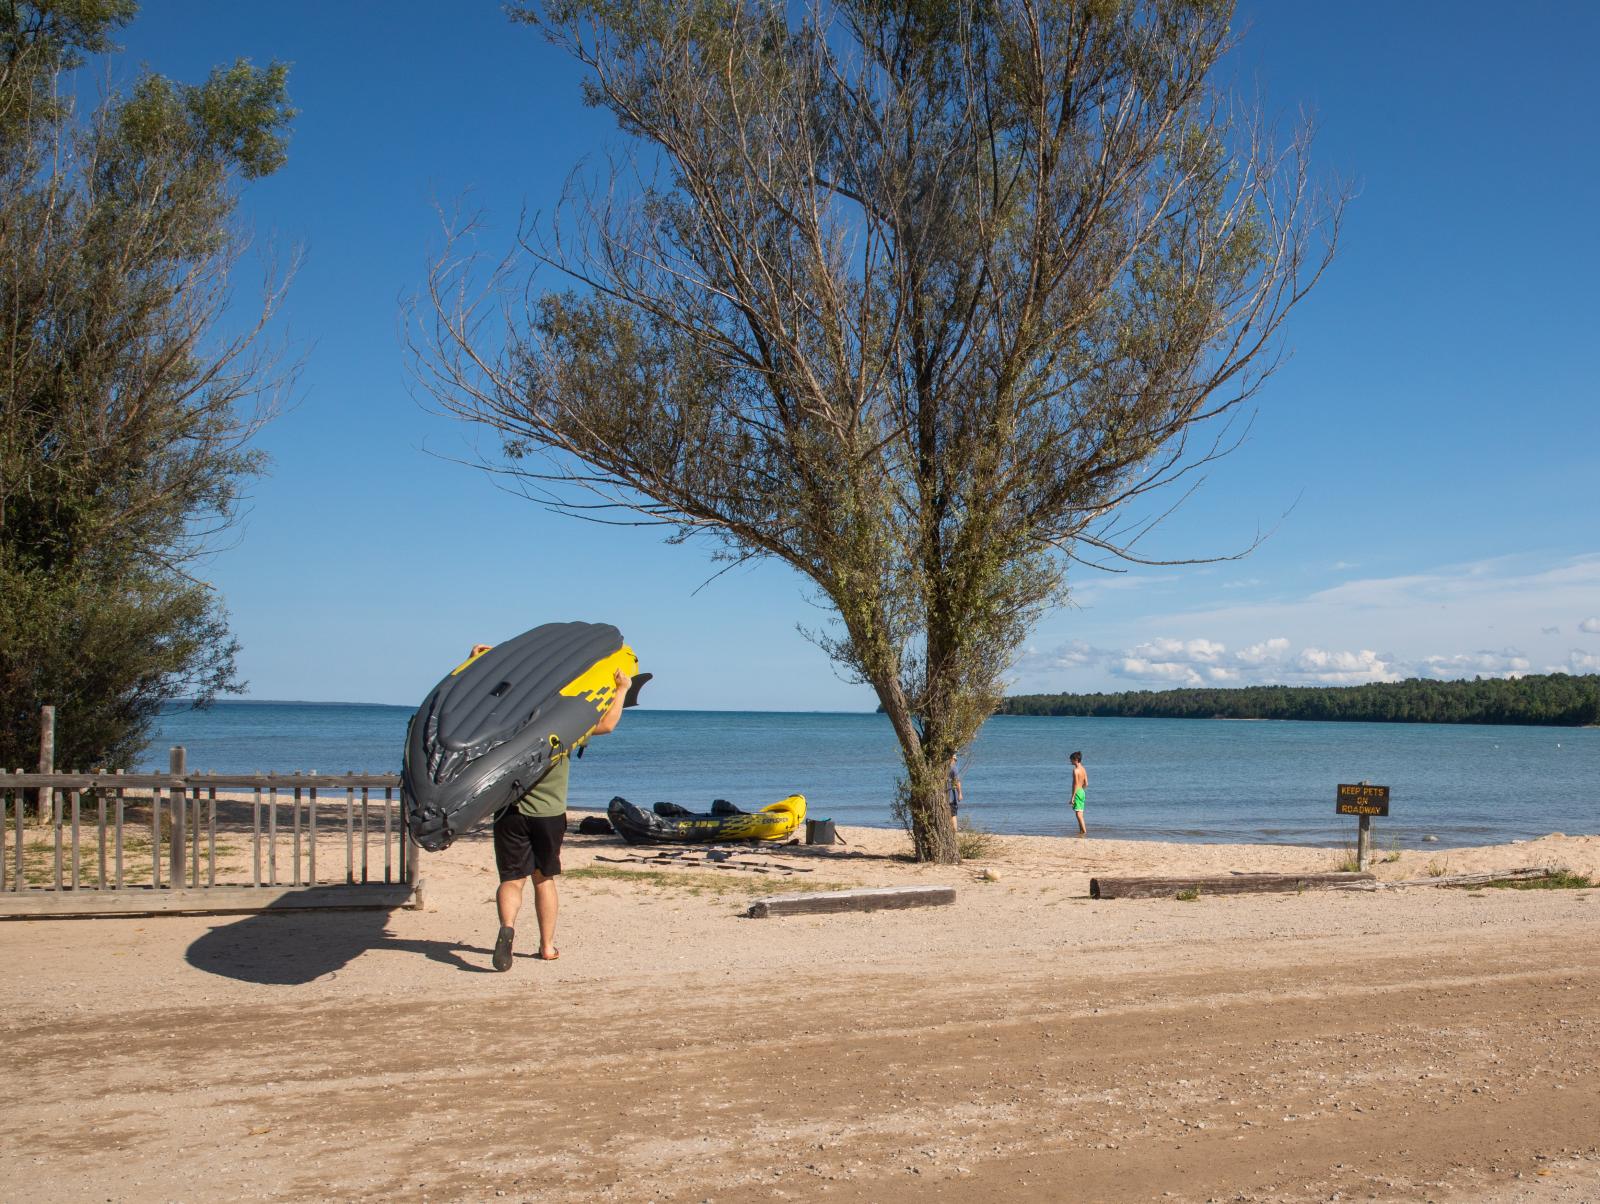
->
xmin=1000 ymin=673 xmax=1600 ymax=727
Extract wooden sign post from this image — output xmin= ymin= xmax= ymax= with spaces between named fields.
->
xmin=1336 ymin=782 xmax=1389 ymax=871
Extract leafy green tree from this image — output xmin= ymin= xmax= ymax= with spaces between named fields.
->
xmin=424 ymin=0 xmax=1340 ymax=861
xmin=0 ymin=2 xmax=295 ymax=770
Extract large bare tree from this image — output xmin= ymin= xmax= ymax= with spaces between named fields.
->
xmin=422 ymin=0 xmax=1341 ymax=862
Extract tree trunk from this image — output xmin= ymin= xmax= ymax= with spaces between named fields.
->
xmin=876 ymin=682 xmax=959 ymax=864
xmin=906 ymin=758 xmax=959 ymax=864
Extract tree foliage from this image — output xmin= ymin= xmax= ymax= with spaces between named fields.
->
xmin=0 ymin=1 xmax=294 ymax=770
xmin=1003 ymin=673 xmax=1600 ymax=727
xmin=423 ymin=0 xmax=1341 ymax=860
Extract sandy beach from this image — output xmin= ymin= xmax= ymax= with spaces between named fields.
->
xmin=3 ymin=818 xmax=1598 ymax=1202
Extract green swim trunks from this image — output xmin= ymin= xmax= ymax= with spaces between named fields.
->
xmin=1072 ymin=787 xmax=1086 ymax=811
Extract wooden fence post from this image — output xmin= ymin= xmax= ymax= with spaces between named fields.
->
xmin=37 ymin=705 xmax=55 ymax=823
xmin=169 ymin=746 xmax=187 ymax=888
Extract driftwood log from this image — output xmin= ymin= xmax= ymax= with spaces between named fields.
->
xmin=1090 ymin=866 xmax=1560 ymax=900
xmin=1369 ymin=867 xmax=1554 ymax=890
xmin=746 ymin=885 xmax=956 ymax=918
xmin=1089 ymin=872 xmax=1374 ymax=900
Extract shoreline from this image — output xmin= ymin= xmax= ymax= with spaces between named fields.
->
xmin=573 ymin=807 xmax=1598 ymax=854
xmin=566 ymin=815 xmax=1600 ymax=882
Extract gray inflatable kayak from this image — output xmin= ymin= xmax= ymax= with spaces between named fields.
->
xmin=401 ymin=622 xmax=648 ymax=851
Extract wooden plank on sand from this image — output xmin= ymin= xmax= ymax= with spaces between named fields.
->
xmin=1090 ymin=872 xmax=1375 ymax=900
xmin=0 ymin=883 xmax=417 ymax=919
xmin=746 ymin=884 xmax=956 ymax=918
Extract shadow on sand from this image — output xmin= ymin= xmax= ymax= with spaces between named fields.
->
xmin=185 ymin=894 xmax=500 ymax=985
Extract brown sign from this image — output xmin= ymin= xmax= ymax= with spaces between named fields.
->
xmin=1336 ymin=783 xmax=1389 ymax=816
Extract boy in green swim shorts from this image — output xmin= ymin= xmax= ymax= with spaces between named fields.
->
xmin=1069 ymin=750 xmax=1087 ymax=837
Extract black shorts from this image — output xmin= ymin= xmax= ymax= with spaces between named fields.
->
xmin=493 ymin=809 xmax=566 ymax=881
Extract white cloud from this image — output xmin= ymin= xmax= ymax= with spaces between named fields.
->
xmin=1013 ymin=640 xmax=1110 ymax=676
xmin=1293 ymin=647 xmax=1399 ymax=684
xmin=1108 ymin=636 xmax=1403 ymax=687
xmin=1113 ymin=638 xmax=1237 ymax=686
xmin=1410 ymin=649 xmax=1530 ymax=679
xmin=1118 ymin=657 xmax=1206 ymax=685
xmin=1128 ymin=637 xmax=1227 ymax=663
xmin=1305 ymin=555 xmax=1600 ymax=618
xmin=1022 ymin=554 xmax=1600 ymax=691
xmin=1025 ymin=633 xmax=1544 ymax=691
xmin=1235 ymin=637 xmax=1291 ymax=666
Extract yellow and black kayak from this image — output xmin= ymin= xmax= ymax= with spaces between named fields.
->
xmin=607 ymin=795 xmax=806 ymax=844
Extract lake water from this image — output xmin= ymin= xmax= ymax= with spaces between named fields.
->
xmin=137 ymin=702 xmax=1599 ymax=848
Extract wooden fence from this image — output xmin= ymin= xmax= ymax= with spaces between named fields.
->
xmin=0 ymin=761 xmax=416 ymax=917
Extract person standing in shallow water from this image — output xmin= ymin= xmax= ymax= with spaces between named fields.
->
xmin=491 ymin=659 xmax=632 ymax=971
xmin=1069 ymin=750 xmax=1087 ymax=837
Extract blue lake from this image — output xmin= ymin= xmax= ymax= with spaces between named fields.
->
xmin=137 ymin=702 xmax=1599 ymax=848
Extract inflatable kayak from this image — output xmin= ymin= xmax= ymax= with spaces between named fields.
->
xmin=607 ymin=795 xmax=806 ymax=844
xmin=402 ymin=622 xmax=649 ymax=851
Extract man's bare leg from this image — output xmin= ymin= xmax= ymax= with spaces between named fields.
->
xmin=1076 ymin=810 xmax=1087 ymax=837
xmin=496 ymin=877 xmax=524 ymax=927
xmin=493 ymin=878 xmax=524 ymax=971
xmin=531 ymin=869 xmax=559 ymax=960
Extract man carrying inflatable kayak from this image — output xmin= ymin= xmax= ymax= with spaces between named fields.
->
xmin=401 ymin=622 xmax=648 ymax=973
xmin=492 ymin=656 xmax=632 ymax=970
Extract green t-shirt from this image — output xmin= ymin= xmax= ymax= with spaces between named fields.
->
xmin=514 ymin=754 xmax=570 ymax=818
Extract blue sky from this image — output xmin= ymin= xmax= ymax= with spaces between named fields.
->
xmin=108 ymin=2 xmax=1600 ymax=710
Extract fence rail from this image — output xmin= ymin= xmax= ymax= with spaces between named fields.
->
xmin=1 ymin=769 xmax=413 ymax=901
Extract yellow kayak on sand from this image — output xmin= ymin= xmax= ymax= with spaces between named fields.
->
xmin=607 ymin=794 xmax=806 ymax=844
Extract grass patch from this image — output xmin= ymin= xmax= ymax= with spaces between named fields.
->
xmin=956 ymin=819 xmax=1001 ymax=861
xmin=895 ymin=819 xmax=1002 ymax=862
xmin=13 ymin=836 xmax=242 ymax=886
xmin=566 ymin=865 xmax=858 ymax=897
xmin=1479 ymin=869 xmax=1593 ymax=891
xmin=1332 ymin=844 xmax=1361 ymax=873
xmin=1331 ymin=839 xmax=1405 ymax=871
xmin=1174 ymin=887 xmax=1201 ymax=902
xmin=1425 ymin=859 xmax=1450 ymax=878
xmin=1329 ymin=841 xmax=1412 ymax=872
